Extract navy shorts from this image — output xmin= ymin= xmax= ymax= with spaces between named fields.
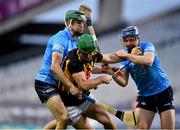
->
xmin=34 ymin=80 xmax=59 ymax=103
xmin=136 ymin=86 xmax=175 ymax=113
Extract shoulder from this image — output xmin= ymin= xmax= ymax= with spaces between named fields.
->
xmin=140 ymin=42 xmax=155 ymax=52
xmin=141 ymin=42 xmax=154 ymax=47
xmin=64 ymin=50 xmax=83 ymax=73
xmin=67 ymin=49 xmax=77 ymax=58
xmin=66 ymin=49 xmax=79 ymax=63
xmin=49 ymin=28 xmax=69 ymax=43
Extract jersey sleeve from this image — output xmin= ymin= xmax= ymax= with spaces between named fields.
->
xmin=68 ymin=61 xmax=84 ymax=74
xmin=143 ymin=42 xmax=155 ymax=53
xmin=118 ymin=60 xmax=130 ymax=72
xmin=51 ymin=36 xmax=67 ymax=57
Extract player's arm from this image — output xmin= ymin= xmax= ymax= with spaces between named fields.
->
xmin=72 ymin=71 xmax=112 ymax=92
xmin=115 ymin=47 xmax=154 ymax=66
xmin=100 ymin=53 xmax=124 ymax=63
xmin=124 ymin=52 xmax=154 ymax=66
xmin=91 ymin=65 xmax=105 ymax=74
xmin=112 ymin=67 xmax=129 ymax=87
xmin=51 ymin=52 xmax=81 ymax=95
xmin=92 ymin=64 xmax=116 ymax=75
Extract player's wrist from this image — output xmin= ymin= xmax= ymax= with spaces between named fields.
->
xmin=68 ymin=85 xmax=77 ymax=95
xmin=68 ymin=86 xmax=74 ymax=95
xmin=109 ymin=69 xmax=115 ymax=75
xmin=86 ymin=18 xmax=91 ymax=26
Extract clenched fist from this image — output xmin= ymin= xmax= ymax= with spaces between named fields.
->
xmin=100 ymin=75 xmax=112 ymax=84
xmin=69 ymin=86 xmax=82 ymax=99
xmin=131 ymin=47 xmax=143 ymax=55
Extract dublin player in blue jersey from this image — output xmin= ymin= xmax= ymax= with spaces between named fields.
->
xmin=111 ymin=26 xmax=175 ymax=129
xmin=34 ymin=10 xmax=87 ymax=129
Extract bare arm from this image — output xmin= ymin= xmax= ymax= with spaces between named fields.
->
xmin=101 ymin=53 xmax=124 ymax=63
xmin=115 ymin=49 xmax=154 ymax=66
xmin=112 ymin=69 xmax=129 ymax=87
xmin=125 ymin=52 xmax=154 ymax=66
xmin=101 ymin=65 xmax=129 ymax=87
xmin=72 ymin=71 xmax=112 ymax=92
xmin=51 ymin=52 xmax=81 ymax=95
xmin=91 ymin=65 xmax=103 ymax=74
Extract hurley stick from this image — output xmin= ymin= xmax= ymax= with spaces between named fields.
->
xmin=79 ymin=4 xmax=101 ymax=53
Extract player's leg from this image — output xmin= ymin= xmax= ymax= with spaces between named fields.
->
xmin=35 ymin=80 xmax=69 ymax=130
xmin=160 ymin=109 xmax=175 ymax=129
xmin=85 ymin=103 xmax=118 ymax=129
xmin=46 ymin=95 xmax=69 ymax=129
xmin=43 ymin=119 xmax=57 ymax=130
xmin=135 ymin=108 xmax=155 ymax=129
xmin=135 ymin=95 xmax=156 ymax=129
xmin=73 ymin=115 xmax=94 ymax=130
xmin=157 ymin=86 xmax=175 ymax=129
xmin=62 ymin=101 xmax=94 ymax=129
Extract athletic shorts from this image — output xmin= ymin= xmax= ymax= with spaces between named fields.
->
xmin=67 ymin=100 xmax=90 ymax=126
xmin=136 ymin=86 xmax=175 ymax=113
xmin=34 ymin=80 xmax=59 ymax=103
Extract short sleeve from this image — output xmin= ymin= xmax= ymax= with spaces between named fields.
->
xmin=118 ymin=60 xmax=130 ymax=72
xmin=68 ymin=61 xmax=84 ymax=74
xmin=143 ymin=42 xmax=155 ymax=53
xmin=51 ymin=37 xmax=67 ymax=57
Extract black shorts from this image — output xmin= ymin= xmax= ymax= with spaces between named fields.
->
xmin=34 ymin=80 xmax=59 ymax=104
xmin=136 ymin=86 xmax=175 ymax=113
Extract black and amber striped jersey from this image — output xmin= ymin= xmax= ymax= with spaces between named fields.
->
xmin=59 ymin=48 xmax=103 ymax=106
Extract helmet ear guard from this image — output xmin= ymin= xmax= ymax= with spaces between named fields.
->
xmin=120 ymin=26 xmax=140 ymax=53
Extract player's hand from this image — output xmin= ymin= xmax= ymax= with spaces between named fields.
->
xmin=131 ymin=47 xmax=143 ymax=55
xmin=69 ymin=86 xmax=82 ymax=99
xmin=100 ymin=75 xmax=112 ymax=84
xmin=115 ymin=49 xmax=127 ymax=58
xmin=101 ymin=63 xmax=109 ymax=72
xmin=101 ymin=63 xmax=114 ymax=75
xmin=111 ymin=66 xmax=120 ymax=72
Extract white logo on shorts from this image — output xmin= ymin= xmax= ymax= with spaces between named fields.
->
xmin=140 ymin=101 xmax=146 ymax=105
xmin=43 ymin=88 xmax=55 ymax=93
xmin=163 ymin=103 xmax=171 ymax=106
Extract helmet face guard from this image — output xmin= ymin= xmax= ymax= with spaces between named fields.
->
xmin=78 ymin=50 xmax=95 ymax=63
xmin=120 ymin=26 xmax=140 ymax=53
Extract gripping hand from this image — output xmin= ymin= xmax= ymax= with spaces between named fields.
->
xmin=131 ymin=47 xmax=143 ymax=56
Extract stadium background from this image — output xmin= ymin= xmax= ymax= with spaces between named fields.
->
xmin=0 ymin=0 xmax=180 ymax=129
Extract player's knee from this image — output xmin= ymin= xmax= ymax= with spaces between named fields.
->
xmin=103 ymin=119 xmax=116 ymax=129
xmin=56 ymin=111 xmax=69 ymax=123
xmin=137 ymin=123 xmax=150 ymax=129
xmin=101 ymin=115 xmax=115 ymax=127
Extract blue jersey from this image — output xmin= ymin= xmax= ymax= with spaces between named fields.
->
xmin=35 ymin=27 xmax=78 ymax=85
xmin=119 ymin=42 xmax=170 ymax=96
